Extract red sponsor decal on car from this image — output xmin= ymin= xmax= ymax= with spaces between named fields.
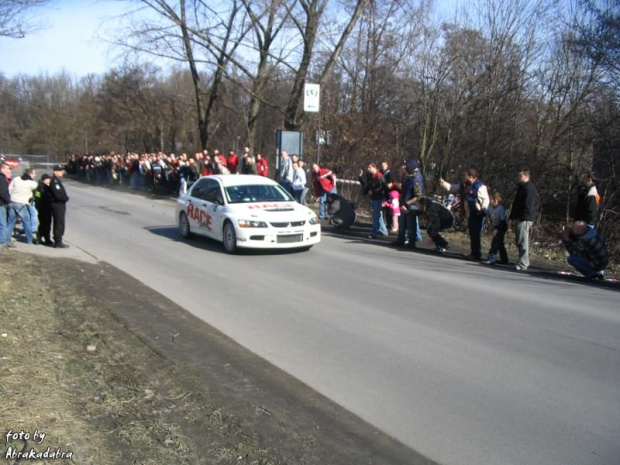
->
xmin=187 ymin=202 xmax=213 ymax=230
xmin=247 ymin=203 xmax=294 ymax=210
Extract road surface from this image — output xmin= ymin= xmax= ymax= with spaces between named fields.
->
xmin=57 ymin=181 xmax=620 ymax=465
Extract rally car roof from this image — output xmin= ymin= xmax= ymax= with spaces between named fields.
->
xmin=208 ymin=174 xmax=279 ymax=187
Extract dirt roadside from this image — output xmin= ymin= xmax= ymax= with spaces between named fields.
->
xmin=0 ymin=250 xmax=435 ymax=465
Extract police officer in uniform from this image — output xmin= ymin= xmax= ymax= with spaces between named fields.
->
xmin=35 ymin=173 xmax=54 ymax=246
xmin=50 ymin=164 xmax=69 ymax=248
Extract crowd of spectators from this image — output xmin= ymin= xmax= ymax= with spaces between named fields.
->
xmin=65 ymin=148 xmax=270 ymax=196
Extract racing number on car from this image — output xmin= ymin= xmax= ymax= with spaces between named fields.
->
xmin=187 ymin=202 xmax=213 ymax=231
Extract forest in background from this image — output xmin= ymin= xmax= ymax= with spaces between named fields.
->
xmin=1 ymin=0 xmax=618 ymax=256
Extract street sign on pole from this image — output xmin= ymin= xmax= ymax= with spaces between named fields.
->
xmin=304 ymin=84 xmax=320 ymax=113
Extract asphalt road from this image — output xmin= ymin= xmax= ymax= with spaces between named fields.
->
xmin=60 ymin=181 xmax=620 ymax=465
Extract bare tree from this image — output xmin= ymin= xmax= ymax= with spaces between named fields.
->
xmin=282 ymin=0 xmax=369 ymax=130
xmin=0 ymin=0 xmax=50 ymax=38
xmin=113 ymin=0 xmax=249 ymax=149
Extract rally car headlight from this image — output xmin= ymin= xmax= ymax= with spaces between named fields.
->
xmin=238 ymin=219 xmax=268 ymax=228
xmin=309 ymin=216 xmax=319 ymax=225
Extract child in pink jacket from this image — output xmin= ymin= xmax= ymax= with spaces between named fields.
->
xmin=386 ymin=181 xmax=400 ymax=233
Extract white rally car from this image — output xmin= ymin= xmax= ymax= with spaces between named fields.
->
xmin=176 ymin=175 xmax=321 ymax=253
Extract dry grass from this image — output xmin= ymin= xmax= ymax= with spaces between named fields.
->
xmin=0 ymin=252 xmax=283 ymax=465
xmin=0 ymin=252 xmax=115 ymax=464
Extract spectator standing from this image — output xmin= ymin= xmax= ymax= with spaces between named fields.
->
xmin=34 ymin=174 xmax=53 ymax=246
xmin=311 ymin=163 xmax=335 ymax=220
xmin=241 ymin=152 xmax=258 ymax=175
xmin=0 ymin=163 xmax=13 ymax=247
xmin=559 ymin=221 xmax=608 ymax=279
xmin=483 ymin=191 xmax=509 ymax=265
xmin=256 ymin=153 xmax=269 ymax=177
xmin=7 ymin=168 xmax=39 ymax=244
xmin=291 ymin=162 xmax=307 ymax=203
xmin=381 ymin=161 xmax=395 ymax=230
xmin=572 ymin=171 xmax=600 ymax=227
xmin=226 ymin=151 xmax=239 ymax=174
xmin=380 ymin=161 xmax=393 ymax=184
xmin=195 ymin=152 xmax=204 ymax=177
xmin=298 ymin=160 xmax=309 ymax=206
xmin=385 ymin=180 xmax=400 ymax=233
xmin=441 ymin=168 xmax=489 ymax=260
xmin=279 ymin=150 xmax=294 ymax=193
xmin=204 ymin=154 xmax=216 ymax=176
xmin=509 ymin=168 xmax=538 ymax=271
xmin=394 ymin=159 xmax=425 ymax=248
xmin=359 ymin=163 xmax=388 ymax=238
xmin=50 ymin=164 xmax=70 ymax=248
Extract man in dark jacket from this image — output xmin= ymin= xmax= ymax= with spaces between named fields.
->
xmin=35 ymin=174 xmax=54 ymax=246
xmin=326 ymin=193 xmax=356 ymax=231
xmin=0 ymin=162 xmax=13 ymax=247
xmin=572 ymin=172 xmax=600 ymax=227
xmin=509 ymin=168 xmax=538 ymax=271
xmin=393 ymin=159 xmax=425 ymax=248
xmin=50 ymin=164 xmax=70 ymax=248
xmin=359 ymin=163 xmax=388 ymax=238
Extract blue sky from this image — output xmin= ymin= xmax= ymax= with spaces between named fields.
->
xmin=0 ymin=0 xmax=462 ymax=78
xmin=0 ymin=0 xmax=132 ymax=78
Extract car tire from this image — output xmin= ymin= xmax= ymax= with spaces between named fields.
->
xmin=179 ymin=212 xmax=193 ymax=239
xmin=222 ymin=221 xmax=237 ymax=253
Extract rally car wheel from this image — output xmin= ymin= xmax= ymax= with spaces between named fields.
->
xmin=179 ymin=212 xmax=193 ymax=239
xmin=223 ymin=221 xmax=238 ymax=254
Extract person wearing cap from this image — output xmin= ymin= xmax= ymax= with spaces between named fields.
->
xmin=393 ymin=159 xmax=425 ymax=248
xmin=50 ymin=164 xmax=70 ymax=248
xmin=34 ymin=174 xmax=54 ymax=246
xmin=0 ymin=162 xmax=13 ymax=247
xmin=7 ymin=168 xmax=39 ymax=244
xmin=559 ymin=220 xmax=608 ymax=279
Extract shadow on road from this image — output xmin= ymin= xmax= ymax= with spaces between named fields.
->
xmin=144 ymin=225 xmax=315 ymax=257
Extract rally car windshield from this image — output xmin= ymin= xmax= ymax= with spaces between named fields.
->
xmin=225 ymin=184 xmax=294 ymax=204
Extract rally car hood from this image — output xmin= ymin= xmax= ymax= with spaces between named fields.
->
xmin=231 ymin=201 xmax=315 ymax=221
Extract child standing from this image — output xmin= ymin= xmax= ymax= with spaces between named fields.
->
xmin=386 ymin=181 xmax=401 ymax=233
xmin=483 ymin=191 xmax=509 ymax=265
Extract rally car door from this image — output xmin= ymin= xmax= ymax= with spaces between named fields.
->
xmin=185 ymin=179 xmax=208 ymax=236
xmin=201 ymin=179 xmax=225 ymax=240
xmin=188 ymin=179 xmax=219 ymax=237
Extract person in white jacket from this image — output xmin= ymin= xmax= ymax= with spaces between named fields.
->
xmin=7 ymin=168 xmax=39 ymax=244
xmin=291 ymin=162 xmax=307 ymax=204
